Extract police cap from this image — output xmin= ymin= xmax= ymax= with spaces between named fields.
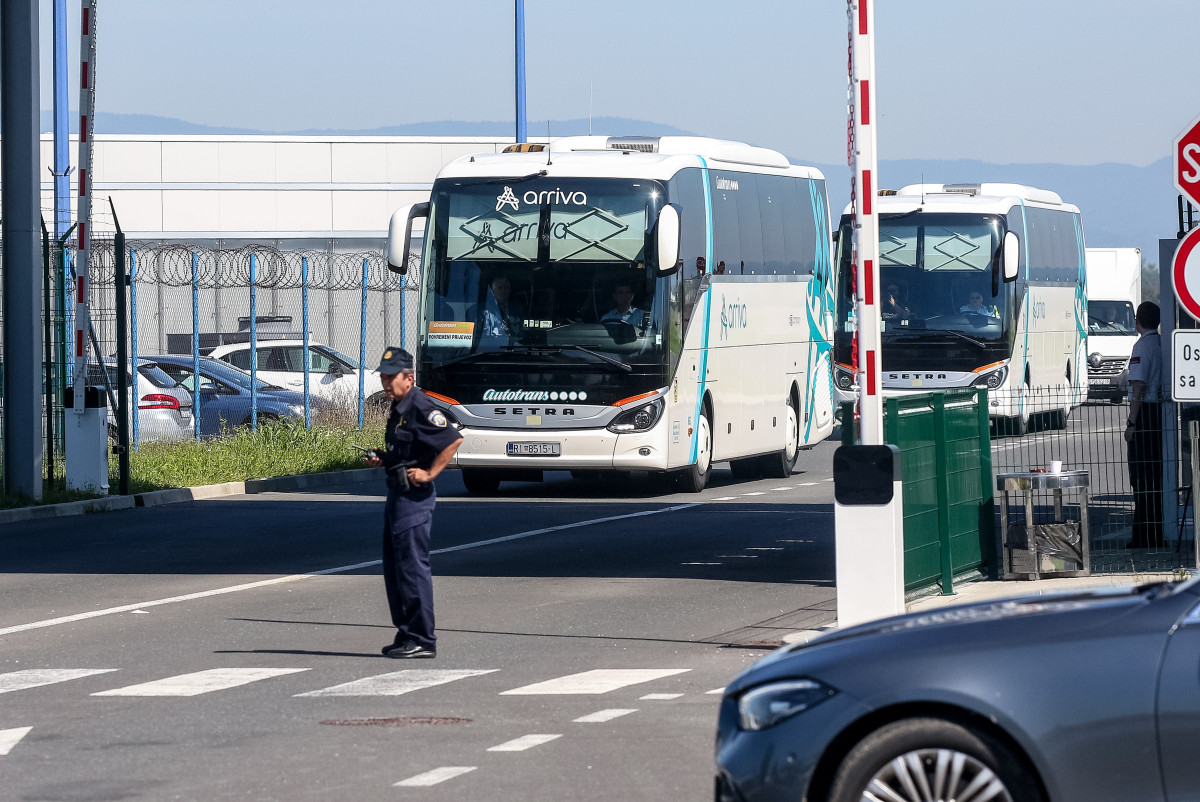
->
xmin=376 ymin=347 xmax=414 ymax=374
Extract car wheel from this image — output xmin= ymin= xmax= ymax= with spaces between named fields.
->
xmin=462 ymin=468 xmax=501 ymax=494
xmin=676 ymin=409 xmax=712 ymax=493
xmin=828 ymin=717 xmax=1043 ymax=802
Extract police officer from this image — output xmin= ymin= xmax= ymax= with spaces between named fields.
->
xmin=365 ymin=347 xmax=461 ymax=658
xmin=1124 ymin=302 xmax=1163 ymax=550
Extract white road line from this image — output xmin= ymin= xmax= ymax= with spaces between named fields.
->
xmin=393 ymin=767 xmax=477 ymax=787
xmin=573 ymin=709 xmax=637 ymax=723
xmin=798 ymin=482 xmax=819 ymax=486
xmin=501 ymin=668 xmax=689 ymax=696
xmin=717 ymin=554 xmax=758 ymax=558
xmin=681 ymin=562 xmax=721 ymax=565
xmin=771 ymin=487 xmax=792 ymax=491
xmin=0 ymin=668 xmax=118 ymax=694
xmin=746 ymin=547 xmax=784 ymax=551
xmin=640 ymin=693 xmax=683 ymax=700
xmin=1 ymin=505 xmax=703 ymax=638
xmin=706 ymin=688 xmax=725 ymax=695
xmin=296 ymin=669 xmax=496 ymax=697
xmin=0 ymin=727 xmax=32 ymax=756
xmin=742 ymin=492 xmax=766 ymax=496
xmin=712 ymin=496 xmax=738 ymax=501
xmin=93 ymin=668 xmax=308 ymax=697
xmin=487 ymin=734 xmax=562 ymax=752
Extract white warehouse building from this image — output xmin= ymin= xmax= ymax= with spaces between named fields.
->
xmin=33 ymin=134 xmax=518 ymax=242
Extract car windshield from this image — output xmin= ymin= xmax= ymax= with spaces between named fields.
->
xmin=166 ymin=358 xmax=277 ymax=391
xmin=320 ymin=345 xmax=362 ymax=369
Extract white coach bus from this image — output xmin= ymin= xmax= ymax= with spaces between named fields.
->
xmin=832 ymin=183 xmax=1088 ymax=435
xmin=387 ymin=135 xmax=836 ymax=493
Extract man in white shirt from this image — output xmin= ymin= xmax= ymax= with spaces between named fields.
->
xmin=959 ymin=290 xmax=997 ymax=317
xmin=601 ymin=281 xmax=647 ymax=327
xmin=1124 ymin=301 xmax=1163 ymax=549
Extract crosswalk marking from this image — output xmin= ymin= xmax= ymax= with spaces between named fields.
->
xmin=640 ymin=693 xmax=683 ymax=700
xmin=394 ymin=767 xmax=477 ymax=787
xmin=574 ymin=708 xmax=637 ymax=723
xmin=0 ymin=669 xmax=118 ymax=695
xmin=487 ymin=734 xmax=561 ymax=752
xmin=93 ymin=668 xmax=308 ymax=697
xmin=501 ymin=668 xmax=689 ymax=696
xmin=296 ymin=669 xmax=496 ymax=697
xmin=0 ymin=727 xmax=32 ymax=756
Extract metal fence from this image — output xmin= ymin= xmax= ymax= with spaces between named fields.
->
xmin=1 ymin=237 xmax=417 ymax=489
xmin=989 ymin=387 xmax=1194 ymax=573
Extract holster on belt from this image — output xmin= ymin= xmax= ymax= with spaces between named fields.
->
xmin=385 ymin=461 xmax=415 ymax=492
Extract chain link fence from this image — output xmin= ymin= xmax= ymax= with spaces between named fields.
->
xmin=1 ymin=237 xmax=419 ymax=490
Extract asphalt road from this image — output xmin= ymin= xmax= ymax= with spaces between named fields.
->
xmin=0 ymin=439 xmax=840 ymax=802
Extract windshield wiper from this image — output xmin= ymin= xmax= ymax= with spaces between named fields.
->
xmin=938 ymin=330 xmax=988 ymax=349
xmin=883 ymin=330 xmax=988 ymax=349
xmin=505 ymin=344 xmax=632 ymax=373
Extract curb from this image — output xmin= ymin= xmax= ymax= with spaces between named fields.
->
xmin=1 ymin=467 xmax=384 ymax=524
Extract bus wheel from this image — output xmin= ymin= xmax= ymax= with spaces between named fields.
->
xmin=677 ymin=412 xmax=712 ymax=493
xmin=760 ymin=398 xmax=800 ymax=478
xmin=462 ymin=468 xmax=501 ymax=494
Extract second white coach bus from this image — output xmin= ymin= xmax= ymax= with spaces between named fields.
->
xmin=387 ymin=135 xmax=836 ymax=493
xmin=832 ymin=183 xmax=1088 ymax=435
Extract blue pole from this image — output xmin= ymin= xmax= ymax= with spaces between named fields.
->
xmin=52 ymin=0 xmax=71 ymax=241
xmin=302 ymin=256 xmax=311 ymax=429
xmin=249 ymin=253 xmax=258 ymax=431
xmin=515 ymin=0 xmax=527 ymax=143
xmin=359 ymin=257 xmax=368 ymax=430
xmin=192 ymin=251 xmax=201 ymax=441
xmin=130 ymin=249 xmax=139 ymax=449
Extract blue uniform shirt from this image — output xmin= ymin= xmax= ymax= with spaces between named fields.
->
xmin=384 ymin=387 xmax=462 ymax=528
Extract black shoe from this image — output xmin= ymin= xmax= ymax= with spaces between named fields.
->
xmin=383 ymin=641 xmax=436 ymax=659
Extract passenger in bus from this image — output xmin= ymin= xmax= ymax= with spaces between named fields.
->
xmin=959 ymin=290 xmax=997 ymax=317
xmin=479 ymin=274 xmax=526 ymax=336
xmin=601 ymin=281 xmax=648 ymax=328
xmin=882 ymin=284 xmax=909 ymax=318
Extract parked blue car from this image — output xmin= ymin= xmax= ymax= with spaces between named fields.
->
xmin=143 ymin=355 xmax=328 ymax=437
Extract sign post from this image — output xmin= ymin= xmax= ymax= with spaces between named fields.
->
xmin=1173 ymin=113 xmax=1200 ymax=326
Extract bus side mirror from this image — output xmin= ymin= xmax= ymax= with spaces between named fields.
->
xmin=386 ymin=202 xmax=430 ymax=275
xmin=1002 ymin=231 xmax=1020 ymax=282
xmin=654 ymin=204 xmax=681 ymax=276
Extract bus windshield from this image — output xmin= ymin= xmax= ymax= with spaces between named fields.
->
xmin=836 ymin=213 xmax=1015 ymax=369
xmin=420 ymin=178 xmax=668 ymax=369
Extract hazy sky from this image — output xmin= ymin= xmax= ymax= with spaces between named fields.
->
xmin=33 ymin=0 xmax=1200 ymax=168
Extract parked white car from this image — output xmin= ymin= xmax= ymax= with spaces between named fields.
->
xmin=206 ymin=340 xmax=383 ymax=407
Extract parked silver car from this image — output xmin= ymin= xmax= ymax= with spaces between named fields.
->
xmin=87 ymin=360 xmax=193 ymax=443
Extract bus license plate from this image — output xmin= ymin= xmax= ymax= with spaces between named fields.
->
xmin=507 ymin=441 xmax=561 ymax=457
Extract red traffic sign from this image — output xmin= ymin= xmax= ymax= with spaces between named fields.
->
xmin=1173 ymin=227 xmax=1200 ymax=321
xmin=1176 ymin=111 xmax=1200 ymax=209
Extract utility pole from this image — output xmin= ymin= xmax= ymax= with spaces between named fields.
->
xmin=515 ymin=0 xmax=527 ymax=144
xmin=1 ymin=0 xmax=46 ymax=500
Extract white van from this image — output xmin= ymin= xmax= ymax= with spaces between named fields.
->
xmin=1084 ymin=247 xmax=1141 ymax=402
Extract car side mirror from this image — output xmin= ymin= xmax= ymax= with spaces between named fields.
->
xmin=328 ymin=363 xmax=343 ymax=376
xmin=654 ymin=204 xmax=681 ymax=276
xmin=386 ymin=202 xmax=430 ymax=275
xmin=1003 ymin=231 xmax=1020 ymax=282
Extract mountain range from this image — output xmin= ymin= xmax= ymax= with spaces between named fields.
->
xmin=48 ymin=112 xmax=1185 ymax=264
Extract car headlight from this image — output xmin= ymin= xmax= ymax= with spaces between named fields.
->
xmin=973 ymin=366 xmax=1008 ymax=390
xmin=606 ymin=398 xmax=664 ymax=433
xmin=737 ymin=679 xmax=837 ymax=731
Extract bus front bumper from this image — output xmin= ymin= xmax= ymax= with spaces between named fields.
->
xmin=450 ymin=425 xmax=670 ymax=472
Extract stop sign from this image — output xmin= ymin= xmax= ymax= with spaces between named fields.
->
xmin=1176 ymin=111 xmax=1200 ymax=208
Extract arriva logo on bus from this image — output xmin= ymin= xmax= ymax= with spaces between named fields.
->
xmin=495 ymin=186 xmax=588 ymax=211
xmin=720 ymin=295 xmax=748 ymax=340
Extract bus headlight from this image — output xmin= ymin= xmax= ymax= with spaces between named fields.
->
xmin=606 ymin=398 xmax=664 ymax=433
xmin=974 ymin=366 xmax=1008 ymax=390
xmin=834 ymin=365 xmax=854 ymax=391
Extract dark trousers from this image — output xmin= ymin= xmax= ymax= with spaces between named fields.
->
xmin=382 ymin=499 xmax=436 ymax=649
xmin=1128 ymin=402 xmax=1164 ymax=549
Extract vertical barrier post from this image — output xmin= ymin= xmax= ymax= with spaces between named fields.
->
xmin=933 ymin=394 xmax=954 ymax=594
xmin=130 ymin=249 xmax=139 ymax=449
xmin=400 ymin=272 xmax=407 ymax=352
xmin=192 ymin=251 xmax=201 ymax=441
xmin=113 ymin=223 xmax=130 ymax=495
xmin=301 ymin=255 xmax=311 ymax=429
xmin=359 ymin=257 xmax=368 ymax=430
xmin=977 ymin=388 xmax=996 ymax=578
xmin=249 ymin=253 xmax=258 ymax=431
xmin=42 ymin=221 xmax=57 ymax=485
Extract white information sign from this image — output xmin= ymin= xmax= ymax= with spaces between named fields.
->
xmin=1172 ymin=330 xmax=1200 ymax=401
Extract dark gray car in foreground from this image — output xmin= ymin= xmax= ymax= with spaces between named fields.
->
xmin=715 ymin=576 xmax=1200 ymax=802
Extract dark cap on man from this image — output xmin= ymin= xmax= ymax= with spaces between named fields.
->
xmin=377 ymin=347 xmax=414 ymax=374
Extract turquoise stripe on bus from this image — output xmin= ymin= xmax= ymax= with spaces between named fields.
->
xmin=690 ymin=158 xmax=714 ymax=465
xmin=802 ymin=178 xmax=834 ymax=441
